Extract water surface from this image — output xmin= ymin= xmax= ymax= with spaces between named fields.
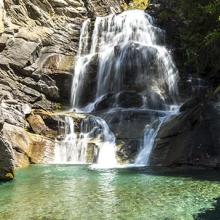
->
xmin=1 ymin=165 xmax=220 ymax=220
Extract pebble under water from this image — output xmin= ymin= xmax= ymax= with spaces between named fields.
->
xmin=1 ymin=166 xmax=220 ymax=219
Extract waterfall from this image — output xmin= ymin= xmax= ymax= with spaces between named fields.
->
xmin=90 ymin=119 xmax=117 ymax=169
xmin=71 ymin=10 xmax=179 ymax=110
xmin=54 ymin=116 xmax=117 ymax=166
xmin=54 ymin=117 xmax=88 ymax=164
xmin=135 ymin=117 xmax=165 ymax=165
xmin=56 ymin=10 xmax=180 ymax=167
xmin=135 ymin=105 xmax=179 ymax=165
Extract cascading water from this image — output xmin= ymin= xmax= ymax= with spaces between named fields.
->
xmin=72 ymin=10 xmax=178 ymax=109
xmin=135 ymin=106 xmax=179 ymax=165
xmin=56 ymin=10 xmax=180 ymax=167
xmin=54 ymin=116 xmax=117 ymax=166
xmin=54 ymin=117 xmax=88 ymax=164
xmin=135 ymin=117 xmax=165 ymax=166
xmin=90 ymin=118 xmax=117 ymax=169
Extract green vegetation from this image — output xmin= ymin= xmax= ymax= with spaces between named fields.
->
xmin=122 ymin=0 xmax=149 ymax=10
xmin=157 ymin=0 xmax=220 ymax=86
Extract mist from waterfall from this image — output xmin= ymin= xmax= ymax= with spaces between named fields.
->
xmin=56 ymin=10 xmax=180 ymax=167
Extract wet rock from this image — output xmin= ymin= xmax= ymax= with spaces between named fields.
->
xmin=51 ymin=72 xmax=73 ymax=104
xmin=117 ymin=91 xmax=143 ymax=108
xmin=101 ymin=109 xmax=165 ymax=139
xmin=94 ymin=93 xmax=115 ymax=112
xmin=179 ymin=97 xmax=203 ymax=112
xmin=97 ymin=109 xmax=166 ymax=163
xmin=78 ymin=42 xmax=173 ymax=110
xmin=75 ymin=54 xmax=99 ymax=108
xmin=86 ymin=143 xmax=98 ymax=163
xmin=116 ymin=139 xmax=140 ymax=163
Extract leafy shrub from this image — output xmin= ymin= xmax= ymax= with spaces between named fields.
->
xmin=122 ymin=0 xmax=149 ymax=10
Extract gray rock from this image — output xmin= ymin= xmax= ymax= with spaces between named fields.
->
xmin=150 ymin=97 xmax=220 ymax=167
xmin=0 ymin=0 xmax=123 ymax=110
xmin=0 ymin=38 xmax=41 ymax=69
xmin=21 ymin=104 xmax=32 ymax=115
xmin=50 ymin=0 xmax=68 ymax=7
xmin=0 ymin=136 xmax=15 ymax=181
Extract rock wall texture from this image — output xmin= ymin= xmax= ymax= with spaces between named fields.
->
xmin=0 ymin=0 xmax=124 ymax=181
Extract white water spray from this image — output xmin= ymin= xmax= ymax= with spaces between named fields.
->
xmin=135 ymin=118 xmax=165 ymax=165
xmin=90 ymin=119 xmax=117 ymax=169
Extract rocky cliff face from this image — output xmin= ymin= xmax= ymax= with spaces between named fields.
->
xmin=0 ymin=0 xmax=124 ymax=181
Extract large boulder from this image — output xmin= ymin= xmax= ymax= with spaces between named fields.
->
xmin=150 ymin=95 xmax=220 ymax=167
xmin=27 ymin=114 xmax=51 ymax=135
xmin=3 ymin=123 xmax=55 ymax=167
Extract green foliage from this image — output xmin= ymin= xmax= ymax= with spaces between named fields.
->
xmin=122 ymin=0 xmax=149 ymax=10
xmin=159 ymin=0 xmax=220 ymax=86
xmin=55 ymin=103 xmax=62 ymax=110
xmin=205 ymin=30 xmax=220 ymax=46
